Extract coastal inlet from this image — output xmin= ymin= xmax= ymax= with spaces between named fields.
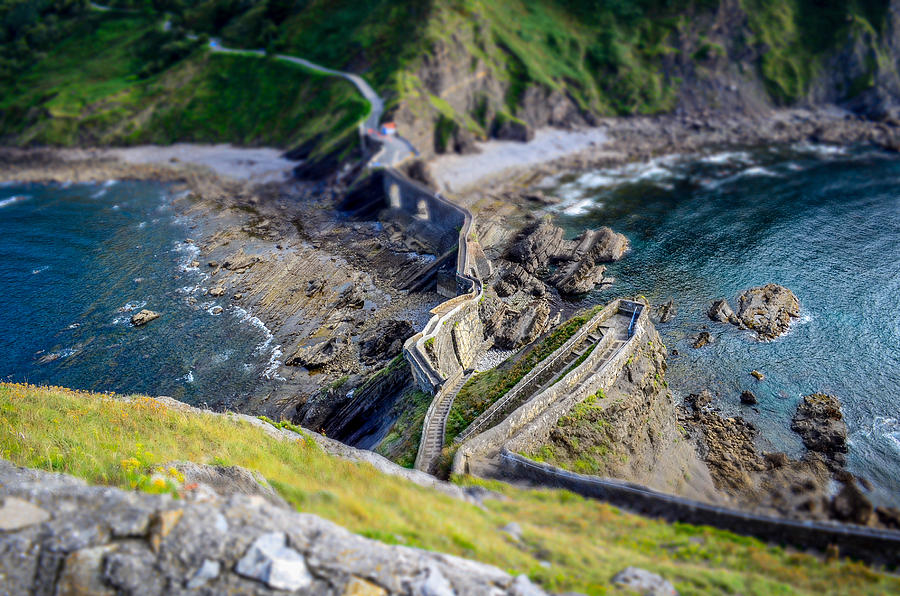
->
xmin=548 ymin=144 xmax=900 ymax=507
xmin=0 ymin=180 xmax=285 ymax=405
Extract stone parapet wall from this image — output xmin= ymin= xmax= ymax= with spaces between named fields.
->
xmin=452 ymin=300 xmax=648 ymax=476
xmin=453 ymin=304 xmax=620 ymax=445
xmin=504 ymin=317 xmax=651 ymax=454
xmin=498 ymin=450 xmax=900 ymax=566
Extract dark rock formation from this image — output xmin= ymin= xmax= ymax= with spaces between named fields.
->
xmin=740 ymin=390 xmax=758 ymax=405
xmin=130 ymin=309 xmax=160 ymax=326
xmin=503 ymin=220 xmax=627 ymax=295
xmin=492 ymin=300 xmax=552 ymax=350
xmin=791 ymin=393 xmax=848 ymax=467
xmin=654 ymin=299 xmax=677 ymax=324
xmin=735 ymin=284 xmax=800 ymax=340
xmin=286 ymin=337 xmax=344 ymax=369
xmin=691 ymin=331 xmax=711 ymax=349
xmin=832 ymin=479 xmax=875 ymax=526
xmin=359 ymin=320 xmax=415 ymax=365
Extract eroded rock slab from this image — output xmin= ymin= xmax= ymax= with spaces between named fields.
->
xmin=791 ymin=393 xmax=848 ymax=466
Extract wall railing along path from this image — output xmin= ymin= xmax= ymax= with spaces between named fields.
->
xmin=451 ymin=300 xmax=646 ymax=477
xmin=453 ymin=304 xmax=618 ymax=446
xmin=498 ymin=449 xmax=900 ymax=566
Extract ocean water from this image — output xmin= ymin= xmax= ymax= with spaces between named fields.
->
xmin=549 ymin=144 xmax=900 ymax=505
xmin=0 ymin=180 xmax=284 ymax=407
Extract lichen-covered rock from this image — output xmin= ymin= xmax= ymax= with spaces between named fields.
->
xmin=0 ymin=460 xmax=547 ymax=596
xmin=791 ymin=393 xmax=848 ymax=464
xmin=735 ymin=284 xmax=800 ymax=340
xmin=612 ymin=566 xmax=678 ymax=596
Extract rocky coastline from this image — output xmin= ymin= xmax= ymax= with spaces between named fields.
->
xmin=0 ymin=148 xmax=441 ymax=428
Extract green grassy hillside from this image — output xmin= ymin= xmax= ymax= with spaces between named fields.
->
xmin=0 ymin=1 xmax=895 ymax=153
xmin=0 ymin=9 xmax=366 ymax=153
xmin=3 ymin=382 xmax=899 ymax=595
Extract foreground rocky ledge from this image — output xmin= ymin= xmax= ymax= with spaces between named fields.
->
xmin=0 ymin=460 xmax=545 ymax=596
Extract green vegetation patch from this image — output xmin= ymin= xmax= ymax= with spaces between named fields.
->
xmin=445 ymin=305 xmax=602 ymax=443
xmin=2 ymin=382 xmax=899 ymax=595
xmin=0 ymin=12 xmax=366 ymax=151
xmin=374 ymin=388 xmax=433 ymax=468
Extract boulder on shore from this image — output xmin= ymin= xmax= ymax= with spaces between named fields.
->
xmin=791 ymin=393 xmax=848 ymax=466
xmin=735 ymin=284 xmax=800 ymax=340
xmin=130 ymin=309 xmax=160 ymax=326
xmin=691 ymin=331 xmax=711 ymax=349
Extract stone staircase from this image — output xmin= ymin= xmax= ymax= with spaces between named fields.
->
xmin=418 ymin=372 xmax=470 ymax=474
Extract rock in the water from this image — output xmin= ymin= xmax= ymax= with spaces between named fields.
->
xmin=750 ymin=370 xmax=765 ymax=381
xmin=208 ymin=286 xmax=226 ymax=297
xmin=235 ymin=532 xmax=313 ymax=591
xmin=791 ymin=393 xmax=848 ymax=464
xmin=359 ymin=320 xmax=415 ymax=364
xmin=691 ymin=331 xmax=711 ymax=349
xmin=707 ymin=298 xmax=738 ymax=325
xmin=740 ymin=390 xmax=758 ymax=405
xmin=654 ymin=299 xmax=677 ymax=323
xmin=130 ymin=309 xmax=160 ymax=326
xmin=735 ymin=284 xmax=800 ymax=340
xmin=612 ymin=566 xmax=678 ymax=596
xmin=685 ymin=390 xmax=712 ymax=412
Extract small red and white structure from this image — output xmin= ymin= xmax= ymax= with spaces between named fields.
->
xmin=380 ymin=122 xmax=397 ymax=136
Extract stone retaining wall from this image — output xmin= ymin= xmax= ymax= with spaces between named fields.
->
xmin=453 ymin=304 xmax=619 ymax=445
xmin=498 ymin=450 xmax=900 ymax=566
xmin=452 ymin=300 xmax=648 ymax=476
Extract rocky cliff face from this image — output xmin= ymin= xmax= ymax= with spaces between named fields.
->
xmin=390 ymin=0 xmax=900 ymax=160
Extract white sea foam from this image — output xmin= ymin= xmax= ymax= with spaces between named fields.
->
xmin=0 ymin=195 xmax=29 ymax=208
xmin=791 ymin=142 xmax=848 ymax=157
xmin=562 ymin=198 xmax=597 ymax=216
xmin=212 ymin=350 xmax=234 ymax=364
xmin=32 ymin=265 xmax=49 ymax=275
xmin=103 ymin=179 xmax=119 ymax=187
xmin=180 ymin=371 xmax=195 ymax=384
xmin=111 ymin=204 xmax=120 ymax=210
xmin=740 ymin=166 xmax=779 ymax=178
xmin=262 ymin=345 xmax=285 ymax=381
xmin=91 ymin=189 xmax=107 ymax=199
xmin=577 ymin=172 xmax=618 ymax=187
xmin=701 ymin=151 xmax=752 ymax=165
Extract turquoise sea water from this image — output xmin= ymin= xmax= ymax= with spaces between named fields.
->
xmin=550 ymin=144 xmax=900 ymax=505
xmin=0 ymin=180 xmax=283 ymax=408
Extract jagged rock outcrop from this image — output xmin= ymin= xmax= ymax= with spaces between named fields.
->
xmin=503 ymin=220 xmax=628 ymax=295
xmin=359 ymin=320 xmax=415 ymax=365
xmin=791 ymin=393 xmax=848 ymax=468
xmin=653 ymin=299 xmax=677 ymax=324
xmin=707 ymin=285 xmax=800 ymax=339
xmin=0 ymin=460 xmax=547 ymax=595
xmin=707 ymin=298 xmax=739 ymax=325
xmin=286 ymin=337 xmax=345 ymax=369
xmin=495 ymin=301 xmax=552 ymax=350
xmin=493 ymin=261 xmax=546 ymax=298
